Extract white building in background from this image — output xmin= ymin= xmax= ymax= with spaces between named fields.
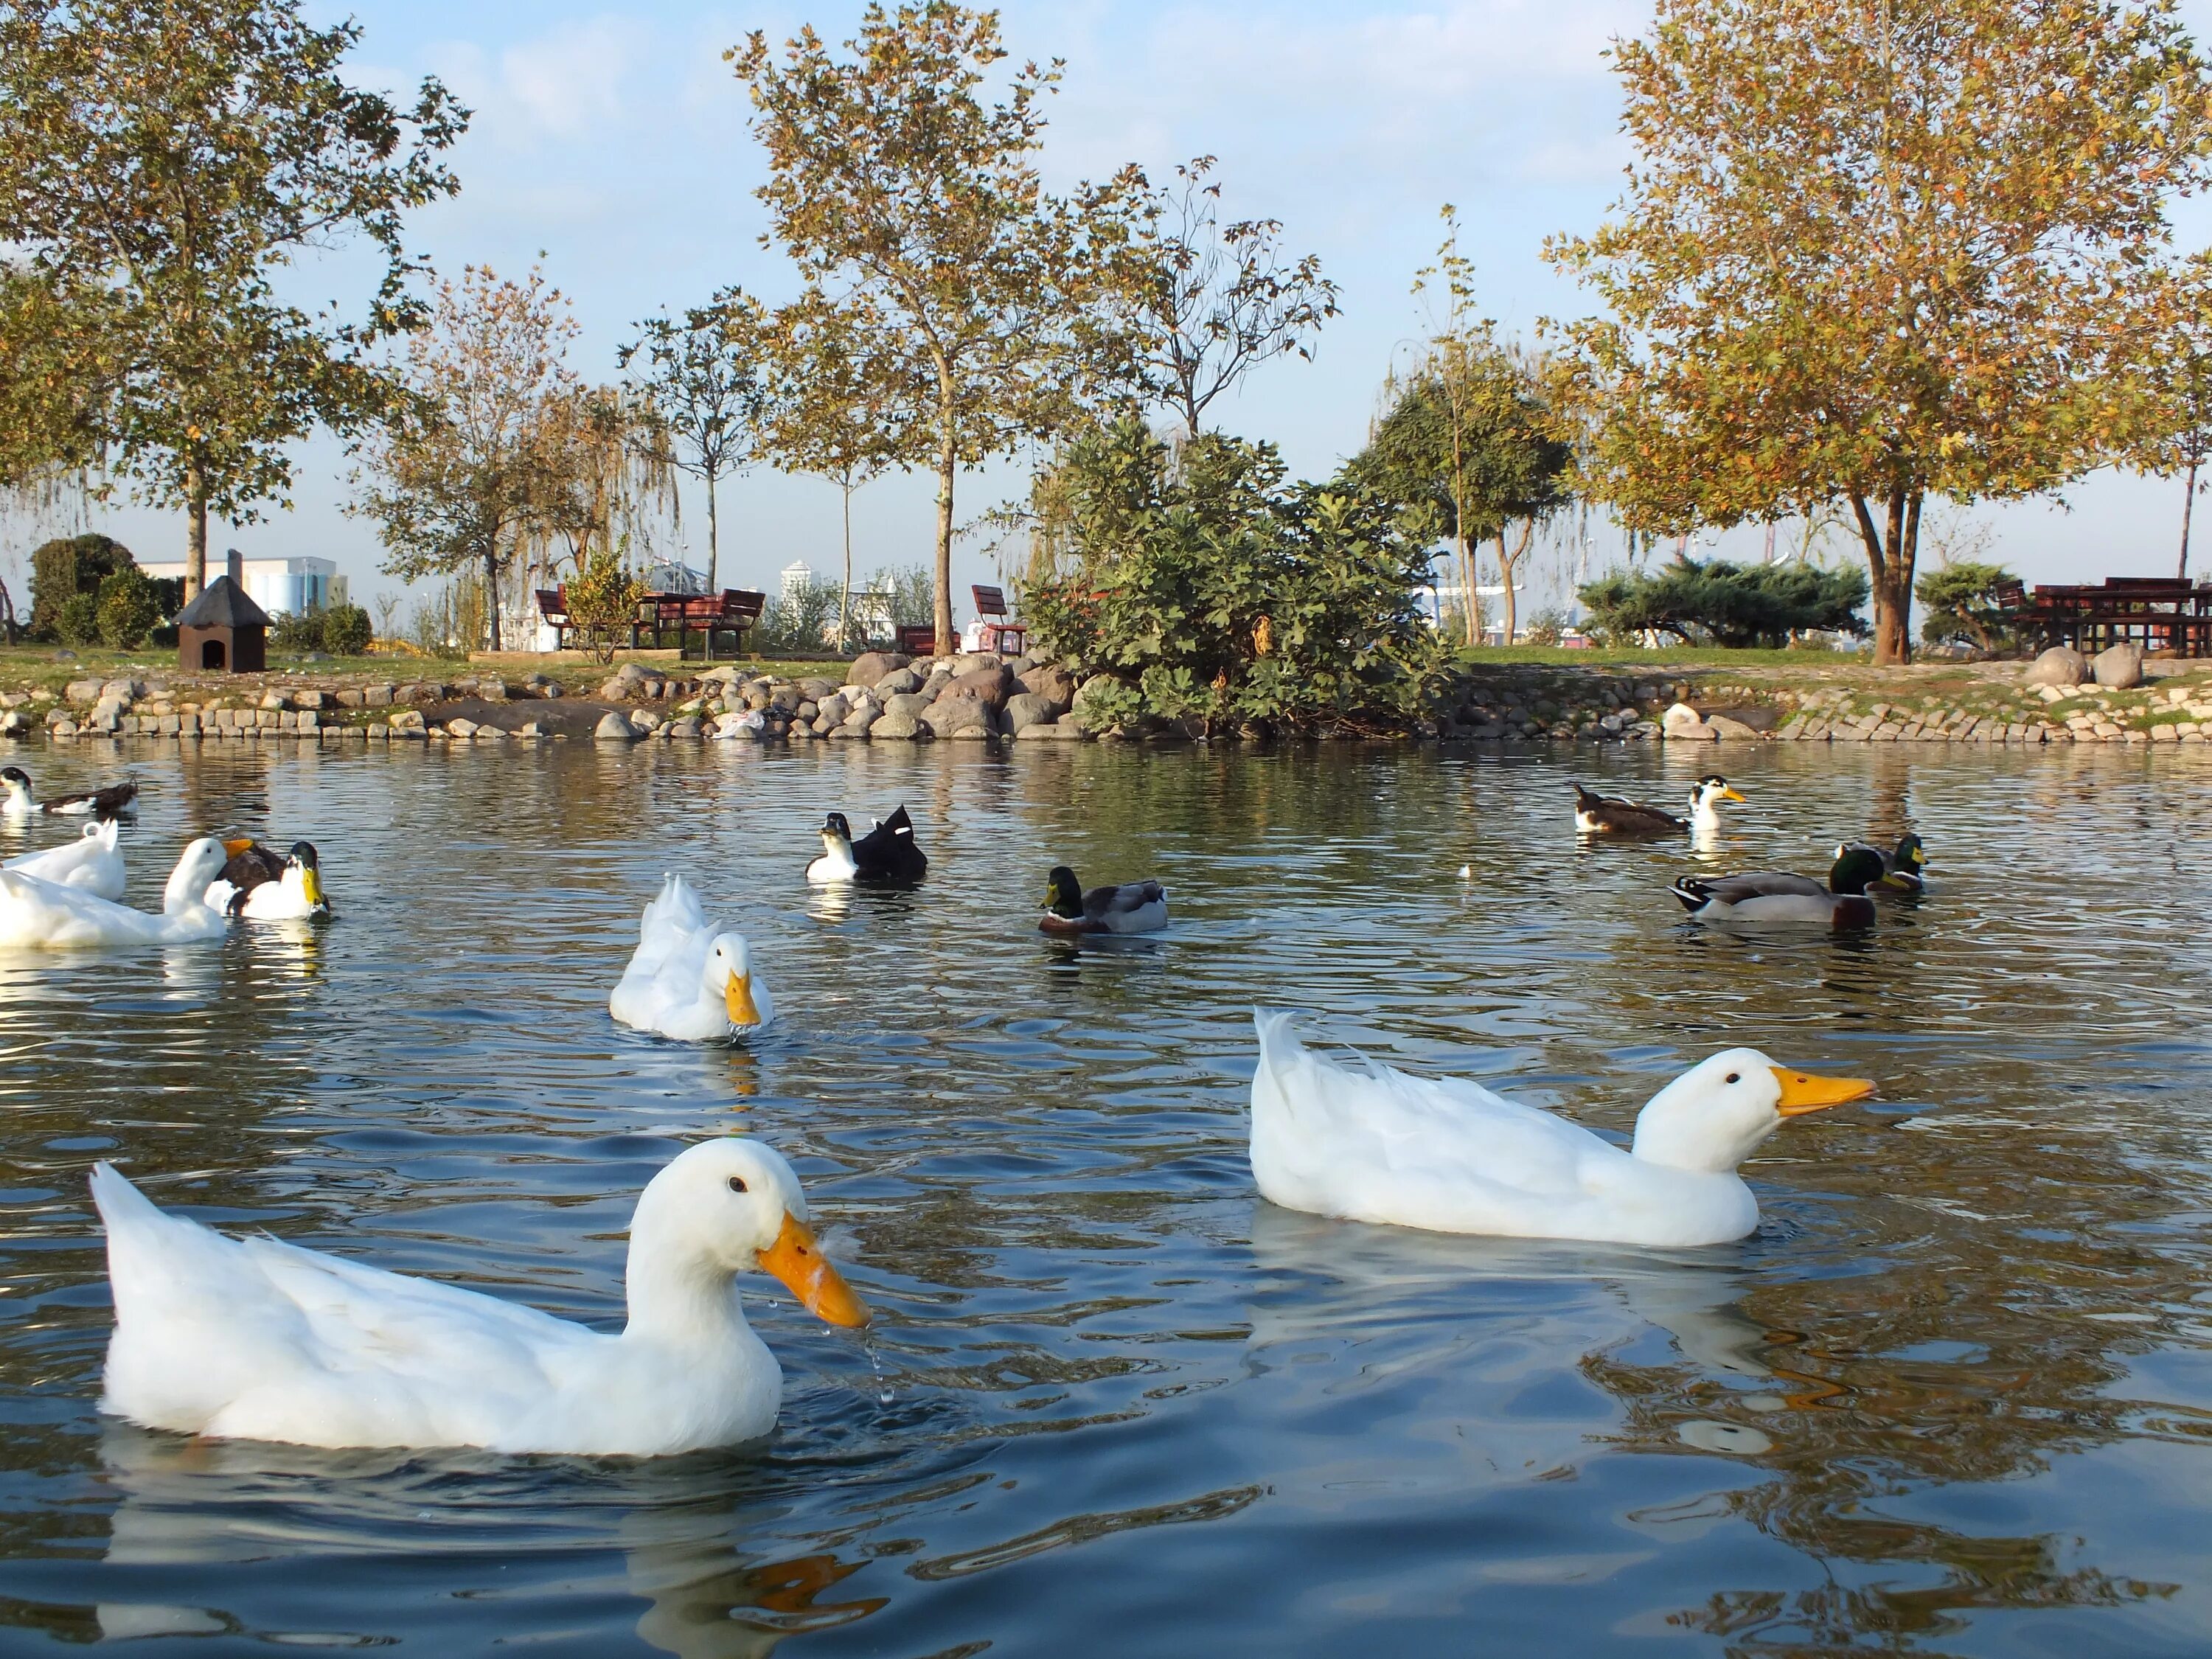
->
xmin=139 ymin=552 xmax=342 ymax=616
xmin=779 ymin=560 xmax=814 ymax=602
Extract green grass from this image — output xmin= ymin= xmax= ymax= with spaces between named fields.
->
xmin=1451 ymin=644 xmax=1868 ymax=670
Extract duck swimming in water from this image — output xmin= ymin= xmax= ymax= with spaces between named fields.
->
xmin=1840 ymin=832 xmax=1927 ymax=894
xmin=805 ymin=806 xmax=928 ymax=884
xmin=204 ymin=840 xmax=330 ymax=920
xmin=1249 ymin=1012 xmax=1874 ymax=1245
xmin=1040 ymin=866 xmax=1168 ymax=935
xmin=1669 ymin=844 xmax=1885 ymax=929
xmin=2 ymin=818 xmax=124 ymax=900
xmin=1573 ymin=776 xmax=1743 ymax=837
xmin=611 ymin=874 xmax=775 ymax=1041
xmin=0 ymin=767 xmax=138 ymax=819
xmin=0 ymin=837 xmax=229 ymax=949
xmin=91 ymin=1138 xmax=867 ymax=1455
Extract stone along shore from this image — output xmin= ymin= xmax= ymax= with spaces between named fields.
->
xmin=7 ymin=641 xmax=2211 ymax=749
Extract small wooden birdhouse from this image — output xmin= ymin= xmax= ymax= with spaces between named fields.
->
xmin=175 ymin=575 xmax=270 ymax=673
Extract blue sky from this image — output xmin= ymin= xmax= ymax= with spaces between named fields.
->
xmin=15 ymin=0 xmax=2212 ymax=615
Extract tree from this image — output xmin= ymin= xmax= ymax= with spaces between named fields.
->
xmin=619 ymin=292 xmax=769 ymax=595
xmin=762 ymin=293 xmax=920 ymax=650
xmin=1579 ymin=555 xmax=1867 ymax=647
xmin=1133 ymin=156 xmax=1338 ymax=435
xmin=1916 ymin=560 xmax=2020 ymax=653
xmin=2134 ymin=258 xmax=2212 ymax=580
xmin=352 ymin=265 xmax=578 ymax=651
xmin=28 ymin=532 xmax=133 ymax=639
xmin=733 ymin=1 xmax=1147 ymax=651
xmin=1549 ymin=0 xmax=2212 ymax=664
xmin=565 ymin=540 xmax=646 ymax=665
xmin=0 ymin=0 xmax=465 ymax=599
xmin=1022 ymin=417 xmax=1452 ymax=734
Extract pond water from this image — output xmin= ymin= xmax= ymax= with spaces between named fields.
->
xmin=0 ymin=735 xmax=2209 ymax=1657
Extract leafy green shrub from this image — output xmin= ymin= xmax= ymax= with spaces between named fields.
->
xmin=1023 ymin=419 xmax=1452 ymax=734
xmin=566 ymin=546 xmax=647 ymax=664
xmin=319 ymin=602 xmax=372 ymax=656
xmin=269 ymin=608 xmax=324 ymax=653
xmin=757 ymin=575 xmax=842 ymax=654
xmin=1915 ymin=560 xmax=2020 ymax=653
xmin=1578 ymin=556 xmax=1866 ymax=647
xmin=1523 ymin=609 xmax=1568 ymax=647
xmin=94 ymin=568 xmax=161 ymax=648
xmin=55 ymin=591 xmax=100 ymax=646
xmin=29 ymin=533 xmax=134 ymax=640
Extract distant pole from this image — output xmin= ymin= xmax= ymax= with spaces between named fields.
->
xmin=2183 ymin=459 xmax=2199 ymax=581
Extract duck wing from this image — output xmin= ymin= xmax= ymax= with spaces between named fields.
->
xmin=220 ymin=842 xmax=287 ymax=891
xmin=612 ymin=876 xmax=713 ymax=1029
xmin=94 ymin=1164 xmax=588 ymax=1447
xmin=1671 ymin=871 xmax=1829 ymax=911
xmin=1250 ymin=1014 xmax=1632 ymax=1237
xmin=1573 ymin=785 xmax=1685 ymax=834
xmin=45 ymin=781 xmax=138 ymax=817
xmin=1084 ymin=880 xmax=1165 ymax=919
xmin=851 ymin=804 xmax=927 ymax=878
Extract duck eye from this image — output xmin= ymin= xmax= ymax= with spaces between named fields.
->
xmin=726 ymin=1176 xmax=748 ymax=1194
xmin=1725 ymin=1072 xmax=1741 ymax=1085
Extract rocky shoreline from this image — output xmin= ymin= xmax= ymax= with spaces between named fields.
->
xmin=5 ymin=641 xmax=2211 ymax=751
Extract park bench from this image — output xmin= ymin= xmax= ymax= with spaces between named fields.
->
xmin=535 ymin=588 xmax=573 ymax=650
xmin=971 ymin=584 xmax=1028 ymax=655
xmin=639 ymin=588 xmax=766 ymax=660
xmin=2024 ymin=575 xmax=2212 ymax=656
xmin=896 ymin=623 xmax=936 ymax=655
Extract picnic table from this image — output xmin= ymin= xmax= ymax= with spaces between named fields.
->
xmin=537 ymin=587 xmax=766 ymax=660
xmin=2017 ymin=577 xmax=2212 ymax=657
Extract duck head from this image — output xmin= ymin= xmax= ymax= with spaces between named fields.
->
xmin=1882 ymin=833 xmax=1927 ymax=888
xmin=705 ymin=932 xmax=763 ymax=1027
xmin=1828 ymin=845 xmax=1888 ymax=896
xmin=1630 ymin=1047 xmax=1876 ymax=1173
xmin=1690 ymin=776 xmax=1745 ymax=814
xmin=285 ymin=841 xmax=326 ymax=908
xmin=1044 ymin=866 xmax=1085 ymax=919
xmin=164 ymin=836 xmax=232 ymax=914
xmin=630 ymin=1138 xmax=868 ymax=1327
xmin=0 ymin=768 xmax=31 ymax=811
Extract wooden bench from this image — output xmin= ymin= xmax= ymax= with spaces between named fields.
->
xmin=535 ymin=588 xmax=573 ymax=650
xmin=638 ymin=589 xmax=766 ymax=660
xmin=972 ymin=584 xmax=1027 ymax=655
xmin=896 ymin=623 xmax=936 ymax=655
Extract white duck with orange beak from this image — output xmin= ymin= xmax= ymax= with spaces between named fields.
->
xmin=92 ymin=1138 xmax=866 ymax=1455
xmin=611 ymin=872 xmax=775 ymax=1042
xmin=1250 ymin=1012 xmax=1874 ymax=1246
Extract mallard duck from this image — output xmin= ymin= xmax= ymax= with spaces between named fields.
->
xmin=204 ymin=841 xmax=329 ymax=920
xmin=0 ymin=837 xmax=229 ymax=949
xmin=1249 ymin=1011 xmax=1874 ymax=1245
xmin=1041 ymin=866 xmax=1168 ymax=935
xmin=1669 ymin=844 xmax=1885 ymax=928
xmin=91 ymin=1138 xmax=867 ymax=1455
xmin=1573 ymin=775 xmax=1743 ymax=836
xmin=611 ymin=873 xmax=774 ymax=1041
xmin=1842 ymin=832 xmax=1927 ymax=894
xmin=2 ymin=818 xmax=124 ymax=900
xmin=805 ymin=806 xmax=928 ymax=884
xmin=0 ymin=767 xmax=138 ymax=819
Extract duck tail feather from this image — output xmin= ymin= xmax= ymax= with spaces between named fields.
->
xmin=1669 ymin=877 xmax=1711 ymax=912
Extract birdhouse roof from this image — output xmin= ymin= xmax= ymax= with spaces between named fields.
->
xmin=175 ymin=574 xmax=271 ymax=630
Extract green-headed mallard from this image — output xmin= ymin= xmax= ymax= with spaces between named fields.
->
xmin=1041 ymin=866 xmax=1167 ymax=935
xmin=1669 ymin=844 xmax=1885 ymax=928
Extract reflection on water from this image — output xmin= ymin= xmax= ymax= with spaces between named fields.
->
xmin=0 ymin=736 xmax=2209 ymax=1655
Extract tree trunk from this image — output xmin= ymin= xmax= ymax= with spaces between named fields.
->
xmin=839 ymin=481 xmax=854 ymax=653
xmin=1849 ymin=486 xmax=1921 ymax=665
xmin=1457 ymin=532 xmax=1477 ymax=647
xmin=2182 ymin=459 xmax=2198 ymax=581
xmin=933 ymin=404 xmax=956 ymax=654
xmin=484 ymin=549 xmax=503 ymax=653
xmin=184 ymin=463 xmax=209 ymax=602
xmin=705 ymin=467 xmax=720 ymax=594
xmin=1496 ymin=523 xmax=1533 ymax=647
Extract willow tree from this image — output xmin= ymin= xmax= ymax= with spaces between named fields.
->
xmin=0 ymin=0 xmax=465 ymax=599
xmin=1550 ymin=0 xmax=2212 ymax=663
xmin=732 ymin=1 xmax=1145 ymax=650
xmin=618 ymin=291 xmax=769 ymax=594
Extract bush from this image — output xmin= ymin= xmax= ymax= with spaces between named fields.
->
xmin=319 ymin=602 xmax=372 ymax=656
xmin=1915 ymin=560 xmax=2020 ymax=653
xmin=269 ymin=608 xmax=323 ymax=653
xmin=94 ymin=568 xmax=161 ymax=649
xmin=29 ymin=533 xmax=134 ymax=640
xmin=756 ymin=575 xmax=843 ymax=654
xmin=1522 ymin=609 xmax=1568 ymax=647
xmin=1022 ymin=418 xmax=1453 ymax=734
xmin=564 ymin=545 xmax=647 ymax=664
xmin=1578 ymin=556 xmax=1866 ymax=647
xmin=55 ymin=591 xmax=101 ymax=647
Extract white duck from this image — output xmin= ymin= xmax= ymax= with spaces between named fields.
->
xmin=2 ymin=818 xmax=125 ymax=900
xmin=0 ymin=837 xmax=229 ymax=950
xmin=611 ymin=874 xmax=774 ymax=1041
xmin=92 ymin=1138 xmax=868 ymax=1455
xmin=1249 ymin=1012 xmax=1874 ymax=1246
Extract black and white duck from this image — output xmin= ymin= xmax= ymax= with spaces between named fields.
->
xmin=0 ymin=766 xmax=138 ymax=819
xmin=805 ymin=806 xmax=928 ymax=884
xmin=1573 ymin=775 xmax=1742 ymax=837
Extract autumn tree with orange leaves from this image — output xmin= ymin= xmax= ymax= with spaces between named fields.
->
xmin=1551 ymin=0 xmax=2212 ymax=662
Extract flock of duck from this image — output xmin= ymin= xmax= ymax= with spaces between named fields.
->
xmin=17 ymin=763 xmax=1921 ymax=1458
